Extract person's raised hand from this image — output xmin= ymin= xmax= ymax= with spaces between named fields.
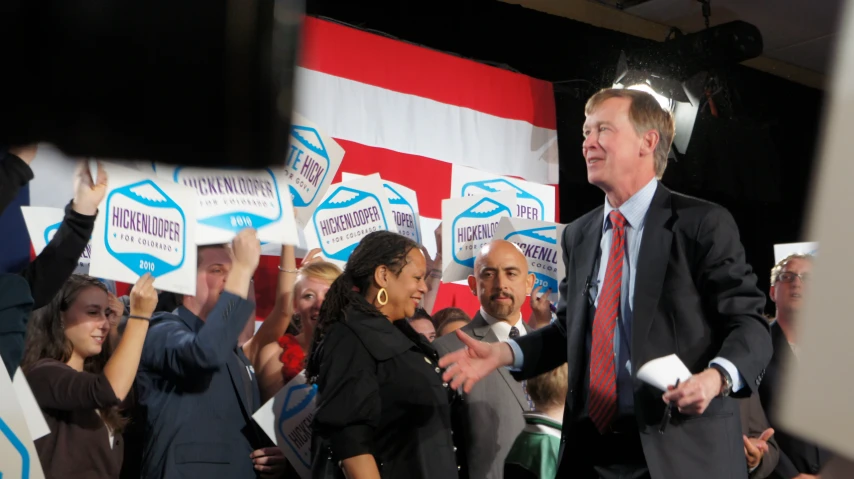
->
xmin=8 ymin=144 xmax=38 ymax=165
xmin=528 ymin=285 xmax=553 ymax=328
xmin=231 ymin=228 xmax=261 ymax=273
xmin=129 ymin=273 xmax=158 ymax=319
xmin=72 ymin=160 xmax=108 ymax=216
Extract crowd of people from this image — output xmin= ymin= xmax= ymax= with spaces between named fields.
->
xmin=0 ymin=87 xmax=830 ymax=479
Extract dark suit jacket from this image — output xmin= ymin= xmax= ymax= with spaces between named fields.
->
xmin=434 ymin=312 xmax=533 ymax=479
xmin=513 ymin=184 xmax=773 ymax=479
xmin=134 ymin=292 xmax=269 ymax=479
xmin=740 ymin=392 xmax=780 ymax=478
xmin=0 ymin=274 xmax=33 ymax=378
xmin=759 ymin=321 xmax=832 ymax=478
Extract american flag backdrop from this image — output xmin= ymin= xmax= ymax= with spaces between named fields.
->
xmin=5 ymin=17 xmax=560 ymax=319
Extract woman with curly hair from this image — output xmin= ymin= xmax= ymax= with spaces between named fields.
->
xmin=22 ymin=273 xmax=158 ymax=479
xmin=307 ymin=230 xmax=459 ymax=479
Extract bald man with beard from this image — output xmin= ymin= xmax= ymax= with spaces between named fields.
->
xmin=434 ymin=240 xmax=536 ymax=479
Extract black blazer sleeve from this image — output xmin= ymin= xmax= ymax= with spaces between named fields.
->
xmin=312 ymin=323 xmax=381 ymax=462
xmin=695 ymin=206 xmax=772 ymax=395
xmin=0 ymin=274 xmax=34 ymax=378
xmin=512 ymin=226 xmax=571 ymax=380
xmin=0 ymin=150 xmax=34 ymax=215
xmin=26 ymin=358 xmax=120 ymax=410
xmin=20 ymin=201 xmax=96 ymax=309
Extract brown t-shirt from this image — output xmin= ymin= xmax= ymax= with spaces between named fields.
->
xmin=26 ymin=358 xmax=122 ymax=479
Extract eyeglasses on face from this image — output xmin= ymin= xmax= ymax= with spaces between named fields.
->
xmin=776 ymin=272 xmax=808 ymax=284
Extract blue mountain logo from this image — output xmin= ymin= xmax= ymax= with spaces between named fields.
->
xmin=504 ymin=226 xmax=559 ymax=292
xmin=173 ymin=167 xmax=284 ymax=233
xmin=452 ymin=197 xmax=513 ymax=268
xmin=461 ymin=178 xmax=546 ymax=221
xmin=288 ymin=126 xmax=332 ymax=208
xmin=384 ymin=184 xmax=420 ymax=243
xmin=105 ymin=180 xmax=187 ymax=277
xmin=312 ymin=186 xmax=389 ymax=262
xmin=0 ymin=416 xmax=31 ymax=478
xmin=277 ymin=383 xmax=317 ymax=469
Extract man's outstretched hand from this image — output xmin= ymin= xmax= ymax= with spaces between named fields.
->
xmin=439 ymin=329 xmax=515 ymax=393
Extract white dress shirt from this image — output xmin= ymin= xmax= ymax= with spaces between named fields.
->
xmin=480 ymin=308 xmax=526 ymax=342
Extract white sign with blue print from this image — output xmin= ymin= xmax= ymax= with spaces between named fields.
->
xmin=305 ymin=174 xmax=396 ymax=267
xmin=21 ymin=206 xmax=93 ymax=274
xmin=495 ymin=217 xmax=566 ymax=303
xmin=0 ymin=357 xmax=46 ymax=479
xmin=89 ymin=164 xmax=197 ymax=295
xmin=442 ymin=191 xmax=517 ymax=283
xmin=342 ymin=172 xmax=423 ymax=244
xmin=154 ymin=165 xmax=298 ymax=246
xmin=451 ymin=164 xmax=556 ymax=223
xmin=286 ymin=113 xmax=346 ymax=229
xmin=253 ymin=371 xmax=316 ymax=479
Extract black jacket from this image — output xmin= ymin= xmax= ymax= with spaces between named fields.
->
xmin=311 ymin=305 xmax=460 ymax=478
xmin=760 ymin=321 xmax=833 ymax=478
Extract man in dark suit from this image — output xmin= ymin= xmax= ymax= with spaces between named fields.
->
xmin=759 ymin=253 xmax=832 ymax=478
xmin=434 ymin=240 xmax=535 ymax=479
xmin=440 ymin=88 xmax=772 ymax=479
xmin=133 ymin=229 xmax=285 ymax=478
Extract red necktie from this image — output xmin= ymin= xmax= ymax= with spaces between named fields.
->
xmin=589 ymin=210 xmax=626 ymax=433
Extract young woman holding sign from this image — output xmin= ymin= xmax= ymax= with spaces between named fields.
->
xmin=22 ymin=273 xmax=158 ymax=479
xmin=307 ymin=231 xmax=459 ymax=479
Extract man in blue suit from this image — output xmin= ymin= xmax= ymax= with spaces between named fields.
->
xmin=133 ymin=229 xmax=285 ymax=478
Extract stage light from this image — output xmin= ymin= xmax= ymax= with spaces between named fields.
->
xmin=612 ymin=80 xmax=699 ymax=156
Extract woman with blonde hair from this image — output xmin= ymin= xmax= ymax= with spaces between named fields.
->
xmin=256 ymin=255 xmax=342 ymax=401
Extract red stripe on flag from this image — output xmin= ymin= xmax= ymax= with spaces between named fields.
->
xmin=333 ymin=140 xmax=453 ymax=219
xmin=300 ymin=17 xmax=557 ymax=131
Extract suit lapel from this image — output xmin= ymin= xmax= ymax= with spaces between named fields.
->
xmin=483 ymin=327 xmax=530 ymax=411
xmin=631 ymin=185 xmax=674 ymax=369
xmin=469 ymin=312 xmax=529 ymax=410
xmin=226 ymin=349 xmax=253 ymax=415
xmin=566 ymin=210 xmax=603 ymax=388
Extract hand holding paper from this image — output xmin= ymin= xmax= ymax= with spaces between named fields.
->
xmin=636 ymin=354 xmax=692 ymax=391
xmin=641 ymin=355 xmax=724 ymax=416
xmin=74 ymin=159 xmax=107 ymax=216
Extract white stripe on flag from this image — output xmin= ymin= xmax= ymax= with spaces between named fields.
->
xmin=295 ymin=67 xmax=560 ymax=185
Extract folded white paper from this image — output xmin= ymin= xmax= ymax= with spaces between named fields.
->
xmin=12 ymin=368 xmax=50 ymax=440
xmin=636 ymin=354 xmax=692 ymax=391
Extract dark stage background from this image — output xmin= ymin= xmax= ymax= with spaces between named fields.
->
xmin=307 ymin=0 xmax=826 ymax=315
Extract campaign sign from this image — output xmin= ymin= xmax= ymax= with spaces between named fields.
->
xmin=773 ymin=241 xmax=818 ymax=263
xmin=496 ymin=217 xmax=566 ymax=303
xmin=306 ymin=175 xmax=396 ymax=266
xmin=0 ymin=356 xmax=46 ymax=479
xmin=21 ymin=207 xmax=92 ymax=274
xmin=342 ymin=173 xmax=422 ymax=244
xmin=442 ymin=191 xmax=516 ymax=283
xmin=286 ymin=113 xmax=346 ymax=229
xmin=89 ymin=164 xmax=197 ymax=295
xmin=155 ymin=165 xmax=298 ymax=245
xmin=451 ymin=164 xmax=556 ymax=222
xmin=253 ymin=371 xmax=316 ymax=479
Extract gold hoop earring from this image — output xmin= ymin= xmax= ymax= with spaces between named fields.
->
xmin=376 ymin=288 xmax=389 ymax=306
